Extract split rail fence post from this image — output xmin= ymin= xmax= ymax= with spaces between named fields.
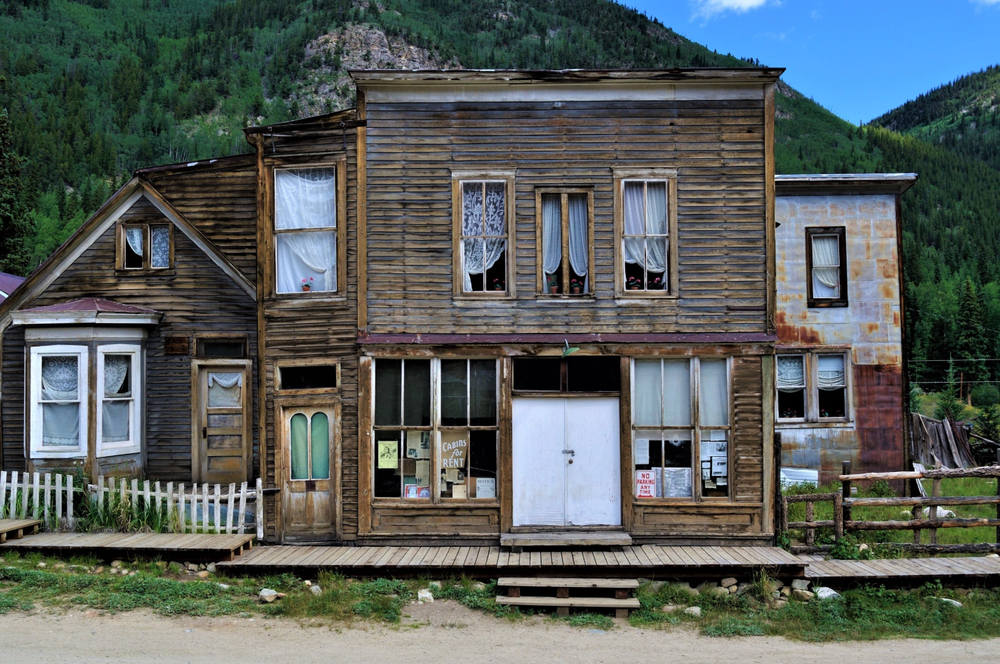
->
xmin=841 ymin=460 xmax=852 ymax=528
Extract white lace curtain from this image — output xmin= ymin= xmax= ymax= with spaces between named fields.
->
xmin=462 ymin=182 xmax=506 ymax=291
xmin=101 ymin=354 xmax=131 ymax=444
xmin=275 ymin=168 xmax=338 ymax=293
xmin=126 ymin=227 xmax=143 ymax=258
xmin=568 ymin=194 xmax=588 ymax=289
xmin=818 ymin=355 xmax=846 ymax=390
xmin=812 ymin=235 xmax=840 ymax=298
xmin=541 ymin=195 xmax=562 ymax=280
xmin=623 ymin=182 xmax=667 ymax=277
xmin=104 ymin=355 xmax=130 ymax=396
xmin=776 ymin=356 xmax=805 ymax=392
xmin=208 ymin=372 xmax=243 ymax=408
xmin=151 ymin=226 xmax=170 ymax=268
xmin=41 ymin=356 xmax=80 ymax=447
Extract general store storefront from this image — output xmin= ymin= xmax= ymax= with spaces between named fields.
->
xmin=355 ymin=342 xmax=775 ymax=546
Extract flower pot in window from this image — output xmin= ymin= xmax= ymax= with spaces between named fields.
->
xmin=549 ymin=286 xmax=559 ymax=294
xmin=301 ymin=277 xmax=314 ymax=292
xmin=571 ymin=286 xmax=582 ymax=294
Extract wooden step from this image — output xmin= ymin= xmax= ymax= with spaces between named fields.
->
xmin=0 ymin=519 xmax=41 ymax=545
xmin=497 ymin=595 xmax=640 ymax=618
xmin=498 ymin=577 xmax=639 ymax=589
xmin=500 ymin=531 xmax=632 ymax=548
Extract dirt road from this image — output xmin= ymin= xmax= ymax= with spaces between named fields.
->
xmin=1 ymin=601 xmax=995 ymax=663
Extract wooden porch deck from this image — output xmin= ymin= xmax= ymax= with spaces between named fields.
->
xmin=0 ymin=532 xmax=256 ymax=562
xmin=805 ymin=555 xmax=1000 ymax=584
xmin=216 ymin=544 xmax=807 ymax=578
xmin=0 ymin=519 xmax=41 ymax=544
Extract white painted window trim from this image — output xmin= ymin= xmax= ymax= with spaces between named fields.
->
xmin=96 ymin=344 xmax=143 ymax=458
xmin=29 ymin=344 xmax=89 ymax=459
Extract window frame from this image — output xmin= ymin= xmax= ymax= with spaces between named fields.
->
xmin=775 ymin=354 xmax=807 ymax=422
xmin=96 ymin=344 xmax=143 ymax=458
xmin=270 ymin=159 xmax=348 ymax=300
xmin=630 ymin=356 xmax=733 ymax=503
xmin=775 ymin=350 xmax=852 ymax=424
xmin=451 ymin=171 xmax=516 ymax=299
xmin=117 ymin=223 xmax=174 ymax=272
xmin=613 ymin=168 xmax=679 ymax=299
xmin=805 ymin=226 xmax=848 ymax=308
xmin=275 ymin=358 xmax=341 ymax=396
xmin=29 ymin=345 xmax=89 ymax=459
xmin=371 ymin=357 xmax=500 ymax=504
xmin=534 ymin=188 xmax=596 ymax=298
xmin=195 ymin=334 xmax=248 ymax=359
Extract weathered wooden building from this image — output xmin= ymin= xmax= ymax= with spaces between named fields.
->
xmin=774 ymin=174 xmax=916 ymax=485
xmin=4 ymin=68 xmax=917 ymax=547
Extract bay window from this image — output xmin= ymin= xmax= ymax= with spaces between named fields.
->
xmin=30 ymin=346 xmax=88 ymax=457
xmin=373 ymin=358 xmax=498 ymax=501
xmin=632 ymin=357 xmax=730 ymax=500
xmin=97 ymin=345 xmax=142 ymax=457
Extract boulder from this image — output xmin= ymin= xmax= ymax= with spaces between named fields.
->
xmin=790 ymin=579 xmax=811 ymax=591
xmin=259 ymin=589 xmax=279 ymax=603
xmin=815 ymin=587 xmax=842 ymax=600
xmin=304 ymin=580 xmax=312 ymax=587
xmin=727 ymin=585 xmax=738 ymax=594
xmin=472 ymin=582 xmax=486 ymax=591
xmin=196 ymin=571 xmax=210 ymax=579
xmin=780 ymin=587 xmax=791 ymax=598
xmin=205 ymin=563 xmax=216 ymax=573
xmin=661 ymin=604 xmax=681 ymax=613
xmin=418 ymin=588 xmax=434 ymax=603
xmin=674 ymin=582 xmax=699 ymax=597
xmin=768 ymin=598 xmax=788 ymax=610
xmin=791 ymin=589 xmax=815 ymax=602
xmin=766 ymin=579 xmax=784 ymax=593
xmin=310 ymin=585 xmax=322 ymax=596
xmin=719 ymin=577 xmax=738 ymax=588
xmin=110 ymin=561 xmax=123 ymax=569
xmin=682 ymin=606 xmax=701 ymax=618
xmin=428 ymin=581 xmax=442 ymax=590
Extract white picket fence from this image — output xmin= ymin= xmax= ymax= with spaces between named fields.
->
xmin=1 ymin=471 xmax=263 ymax=539
xmin=0 ymin=470 xmax=76 ymax=528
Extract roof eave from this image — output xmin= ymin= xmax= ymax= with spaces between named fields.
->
xmin=775 ymin=173 xmax=919 ymax=196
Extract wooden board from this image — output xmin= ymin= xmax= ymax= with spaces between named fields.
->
xmin=0 ymin=532 xmax=255 ymax=562
xmin=0 ymin=519 xmax=41 ymax=544
xmin=498 ymin=577 xmax=639 ymax=589
xmin=501 ymin=532 xmax=632 ymax=548
xmin=806 ymin=556 xmax=1000 ymax=581
xmin=495 ymin=596 xmax=640 ymax=609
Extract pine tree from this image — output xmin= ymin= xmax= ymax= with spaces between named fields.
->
xmin=0 ymin=107 xmax=33 ymax=277
xmin=955 ymin=278 xmax=990 ymax=389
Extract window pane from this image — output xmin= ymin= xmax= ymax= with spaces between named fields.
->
xmin=646 ymin=237 xmax=667 ymax=291
xmin=462 ymin=182 xmax=483 ymax=236
xmin=483 ymin=182 xmax=506 ymax=236
xmin=104 ymin=355 xmax=131 ymax=396
xmin=663 ymin=430 xmax=693 ymax=498
xmin=198 ymin=340 xmax=245 ymax=358
xmin=125 ymin=227 xmax=143 ymax=268
xmin=662 ymin=360 xmax=691 ymax=426
xmin=567 ymin=357 xmax=620 ymax=392
xmin=102 ymin=401 xmax=130 ymax=443
xmin=374 ymin=431 xmax=402 ymax=498
xmin=778 ymin=389 xmax=806 ymax=419
xmin=290 ymin=413 xmax=308 ymax=480
xmin=42 ymin=403 xmax=80 ymax=447
xmin=699 ymin=360 xmax=729 ymax=426
xmin=151 ymin=226 xmax=170 ymax=267
xmin=441 ymin=360 xmax=468 ymax=426
xmin=633 ymin=360 xmax=662 ymax=426
xmin=646 ymin=182 xmax=668 ymax=235
xmin=541 ymin=194 xmax=562 ymax=291
xmin=275 ymin=168 xmax=337 ymax=230
xmin=513 ymin=358 xmax=561 ymax=391
xmin=811 ymin=235 xmax=840 ymax=298
xmin=700 ymin=430 xmax=728 ymax=498
xmin=374 ymin=360 xmax=401 ymax=426
xmin=439 ymin=429 xmax=470 ymax=499
xmin=469 ymin=360 xmax=497 ymax=426
xmin=818 ymin=355 xmax=846 ymax=388
xmin=280 ymin=365 xmax=337 ymax=390
xmin=41 ymin=356 xmax=78 ymax=401
xmin=276 ymin=231 xmax=337 ymax=293
xmin=567 ymin=193 xmax=589 ymax=287
xmin=776 ymin=355 xmax=805 ymax=390
xmin=403 ymin=359 xmax=431 ymax=426
xmin=207 ymin=373 xmax=242 ymax=408
xmin=311 ymin=412 xmax=330 ymax=480
xmin=819 ymin=388 xmax=846 ymax=418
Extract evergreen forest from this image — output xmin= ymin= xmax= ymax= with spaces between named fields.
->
xmin=2 ymin=0 xmax=1000 ymax=394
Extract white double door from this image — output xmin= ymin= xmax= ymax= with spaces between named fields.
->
xmin=512 ymin=397 xmax=621 ymax=527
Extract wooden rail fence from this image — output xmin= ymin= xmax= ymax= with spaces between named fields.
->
xmin=1 ymin=471 xmax=263 ymax=539
xmin=782 ymin=461 xmax=1000 ymax=554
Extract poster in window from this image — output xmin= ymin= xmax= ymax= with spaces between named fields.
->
xmin=406 ymin=431 xmax=431 ymax=459
xmin=663 ymin=468 xmax=692 ymax=498
xmin=711 ymin=455 xmax=728 ymax=478
xmin=634 ymin=439 xmax=650 ymax=465
xmin=377 ymin=440 xmax=398 ymax=469
xmin=405 ymin=484 xmax=430 ymax=498
xmin=441 ymin=430 xmax=469 ymax=469
xmin=476 ymin=477 xmax=496 ymax=499
xmin=635 ymin=470 xmax=657 ymax=498
xmin=415 ymin=460 xmax=430 ymax=486
xmin=452 ymin=484 xmax=468 ymax=499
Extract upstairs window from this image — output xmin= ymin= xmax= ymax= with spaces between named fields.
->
xmin=776 ymin=352 xmax=850 ymax=422
xmin=806 ymin=227 xmax=848 ymax=307
xmin=275 ymin=167 xmax=340 ymax=295
xmin=119 ymin=224 xmax=171 ymax=270
xmin=615 ymin=170 xmax=677 ymax=297
xmin=454 ymin=174 xmax=514 ymax=296
xmin=537 ymin=190 xmax=593 ymax=296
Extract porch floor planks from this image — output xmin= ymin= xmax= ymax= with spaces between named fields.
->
xmin=0 ymin=532 xmax=255 ymax=561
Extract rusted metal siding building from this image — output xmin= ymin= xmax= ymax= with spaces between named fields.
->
xmin=774 ymin=174 xmax=916 ymax=484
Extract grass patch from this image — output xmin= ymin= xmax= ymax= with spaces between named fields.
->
xmin=432 ymin=579 xmax=522 ymax=620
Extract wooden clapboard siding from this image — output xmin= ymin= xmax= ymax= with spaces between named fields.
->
xmin=370 ymin=505 xmax=500 ymax=536
xmin=0 ymin=324 xmax=26 ymax=472
xmin=143 ymin=156 xmax=257 ymax=283
xmin=732 ymin=355 xmax=764 ymax=505
xmin=9 ymin=195 xmax=258 ymax=481
xmin=259 ymin=122 xmax=360 ymax=542
xmin=364 ymin=100 xmax=767 ymax=335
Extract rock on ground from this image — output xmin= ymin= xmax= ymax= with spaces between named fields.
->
xmin=418 ymin=589 xmax=434 ymax=603
xmin=682 ymin=606 xmax=701 ymax=618
xmin=791 ymin=589 xmax=815 ymax=602
xmin=259 ymin=589 xmax=279 ymax=603
xmin=815 ymin=587 xmax=842 ymax=600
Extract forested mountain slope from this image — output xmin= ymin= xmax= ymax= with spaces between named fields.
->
xmin=2 ymin=0 xmax=1000 ymax=387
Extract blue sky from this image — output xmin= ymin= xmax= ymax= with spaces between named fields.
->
xmin=620 ymin=0 xmax=1000 ymax=124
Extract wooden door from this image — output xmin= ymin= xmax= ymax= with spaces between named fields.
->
xmin=281 ymin=403 xmax=339 ymax=540
xmin=512 ymin=397 xmax=621 ymax=527
xmin=193 ymin=362 xmax=251 ymax=485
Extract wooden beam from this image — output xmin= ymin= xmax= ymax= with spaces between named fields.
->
xmin=356 ymin=124 xmax=368 ymax=333
xmin=763 ymin=82 xmax=776 ymax=335
xmin=358 ymin=356 xmax=373 ymax=535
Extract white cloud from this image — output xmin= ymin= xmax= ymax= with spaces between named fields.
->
xmin=692 ymin=0 xmax=771 ymax=20
xmin=972 ymin=0 xmax=1000 ymax=5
